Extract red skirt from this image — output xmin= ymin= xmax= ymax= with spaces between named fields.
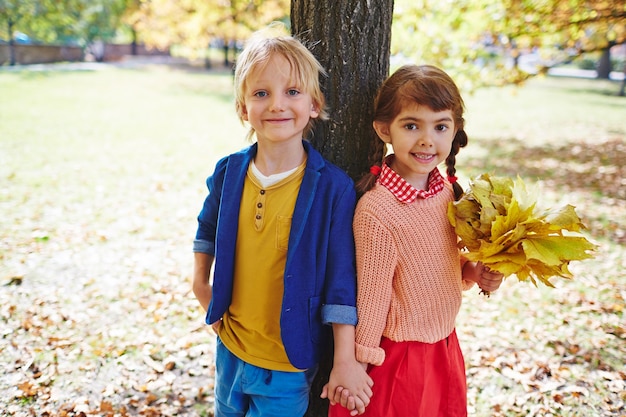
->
xmin=329 ymin=330 xmax=467 ymax=417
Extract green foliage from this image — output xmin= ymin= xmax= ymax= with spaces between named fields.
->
xmin=1 ymin=0 xmax=624 ymax=85
xmin=125 ymin=0 xmax=289 ymax=55
xmin=0 ymin=0 xmax=37 ymax=41
xmin=392 ymin=0 xmax=530 ymax=90
xmin=392 ymin=0 xmax=626 ymax=89
xmin=0 ymin=0 xmax=133 ymax=45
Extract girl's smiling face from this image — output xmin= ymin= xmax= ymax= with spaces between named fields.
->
xmin=374 ymin=102 xmax=456 ymax=190
xmin=241 ymin=53 xmax=319 ymax=145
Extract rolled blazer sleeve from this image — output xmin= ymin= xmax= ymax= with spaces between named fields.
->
xmin=194 ymin=157 xmax=228 ymax=255
xmin=320 ymin=178 xmax=358 ymax=326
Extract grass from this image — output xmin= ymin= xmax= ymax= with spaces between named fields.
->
xmin=0 ymin=63 xmax=624 ymax=417
xmin=0 ymin=66 xmax=247 ymax=259
xmin=463 ymin=76 xmax=625 ymax=146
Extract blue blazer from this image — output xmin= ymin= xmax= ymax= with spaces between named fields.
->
xmin=194 ymin=141 xmax=357 ymax=369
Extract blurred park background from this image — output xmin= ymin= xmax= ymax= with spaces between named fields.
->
xmin=1 ymin=1 xmax=625 ymax=416
xmin=1 ymin=0 xmax=625 ymax=89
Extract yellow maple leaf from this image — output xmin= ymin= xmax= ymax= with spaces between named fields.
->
xmin=523 ymin=235 xmax=596 ymax=265
xmin=543 ymin=204 xmax=587 ymax=232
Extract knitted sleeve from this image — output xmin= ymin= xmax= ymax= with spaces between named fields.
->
xmin=353 ymin=207 xmax=397 ymax=366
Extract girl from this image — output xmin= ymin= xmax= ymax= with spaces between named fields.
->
xmin=328 ymin=64 xmax=503 ymax=416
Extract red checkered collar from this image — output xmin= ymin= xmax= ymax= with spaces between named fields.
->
xmin=376 ymin=156 xmax=446 ymax=203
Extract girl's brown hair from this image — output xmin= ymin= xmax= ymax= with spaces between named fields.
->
xmin=356 ymin=65 xmax=468 ymax=200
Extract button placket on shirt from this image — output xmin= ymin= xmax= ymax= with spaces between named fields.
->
xmin=254 ymin=189 xmax=266 ymax=230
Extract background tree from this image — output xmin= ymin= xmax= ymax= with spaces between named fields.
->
xmin=125 ymin=0 xmax=289 ymax=63
xmin=392 ymin=0 xmax=625 ymax=89
xmin=3 ymin=0 xmax=623 ymax=83
xmin=71 ymin=0 xmax=132 ymax=49
xmin=290 ymin=1 xmax=394 ymax=415
xmin=0 ymin=0 xmax=134 ymax=64
xmin=493 ymin=0 xmax=625 ymax=79
xmin=0 ymin=0 xmax=75 ymax=65
xmin=0 ymin=0 xmax=31 ymax=65
xmin=391 ymin=0 xmax=525 ymax=90
xmin=554 ymin=0 xmax=625 ymax=79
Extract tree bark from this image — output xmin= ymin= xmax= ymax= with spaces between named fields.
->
xmin=597 ymin=44 xmax=613 ymax=80
xmin=291 ymin=1 xmax=394 ymax=416
xmin=291 ymin=0 xmax=394 ymax=181
xmin=131 ymin=29 xmax=138 ymax=55
xmin=8 ymin=18 xmax=16 ymax=66
xmin=619 ymin=61 xmax=625 ymax=97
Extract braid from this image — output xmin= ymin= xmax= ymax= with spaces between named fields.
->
xmin=446 ymin=128 xmax=468 ymax=201
xmin=356 ymin=138 xmax=386 ymax=196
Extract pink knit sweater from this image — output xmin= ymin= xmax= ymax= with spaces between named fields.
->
xmin=353 ymin=182 xmax=473 ymax=366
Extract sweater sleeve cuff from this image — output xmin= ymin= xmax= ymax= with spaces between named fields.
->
xmin=356 ymin=343 xmax=385 ymax=366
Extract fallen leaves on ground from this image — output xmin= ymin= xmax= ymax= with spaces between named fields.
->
xmin=458 ymin=249 xmax=626 ymax=416
xmin=2 ymin=164 xmax=624 ymax=417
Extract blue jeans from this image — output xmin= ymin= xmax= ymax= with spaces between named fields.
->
xmin=214 ymin=337 xmax=318 ymax=417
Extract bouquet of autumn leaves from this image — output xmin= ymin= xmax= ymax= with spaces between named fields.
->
xmin=447 ymin=174 xmax=597 ymax=291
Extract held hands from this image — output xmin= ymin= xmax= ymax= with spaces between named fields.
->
xmin=322 ymin=385 xmax=360 ymax=416
xmin=321 ymin=361 xmax=372 ymax=415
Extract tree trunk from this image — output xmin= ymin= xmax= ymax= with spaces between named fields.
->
xmin=131 ymin=29 xmax=138 ymax=55
xmin=291 ymin=1 xmax=394 ymax=416
xmin=8 ymin=18 xmax=16 ymax=66
xmin=619 ymin=61 xmax=625 ymax=97
xmin=291 ymin=0 xmax=394 ymax=181
xmin=597 ymin=44 xmax=612 ymax=79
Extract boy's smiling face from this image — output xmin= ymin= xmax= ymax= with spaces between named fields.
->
xmin=241 ymin=53 xmax=319 ymax=145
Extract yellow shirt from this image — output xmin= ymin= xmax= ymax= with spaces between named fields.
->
xmin=218 ymin=162 xmax=305 ymax=371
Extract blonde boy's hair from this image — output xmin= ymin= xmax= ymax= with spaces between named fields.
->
xmin=234 ymin=28 xmax=328 ymax=141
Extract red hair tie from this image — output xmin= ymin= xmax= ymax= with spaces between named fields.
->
xmin=370 ymin=165 xmax=382 ymax=176
xmin=447 ymin=175 xmax=458 ymax=184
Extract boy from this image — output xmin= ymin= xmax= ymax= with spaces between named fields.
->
xmin=192 ymin=28 xmax=372 ymax=416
